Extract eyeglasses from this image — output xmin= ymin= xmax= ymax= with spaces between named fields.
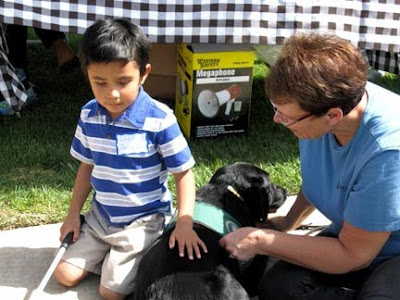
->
xmin=271 ymin=105 xmax=313 ymax=127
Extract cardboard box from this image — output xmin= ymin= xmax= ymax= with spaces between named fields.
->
xmin=175 ymin=44 xmax=254 ymax=138
xmin=144 ymin=43 xmax=177 ymax=101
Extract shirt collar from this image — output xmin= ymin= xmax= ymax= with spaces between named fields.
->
xmin=87 ymin=86 xmax=150 ymax=128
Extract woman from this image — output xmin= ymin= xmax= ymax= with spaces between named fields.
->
xmin=220 ymin=33 xmax=400 ymax=299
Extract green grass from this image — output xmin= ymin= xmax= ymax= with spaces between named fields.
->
xmin=0 ymin=34 xmax=399 ymax=229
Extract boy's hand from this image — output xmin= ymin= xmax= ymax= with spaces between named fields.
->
xmin=169 ymin=216 xmax=208 ymax=260
xmin=59 ymin=214 xmax=83 ymax=243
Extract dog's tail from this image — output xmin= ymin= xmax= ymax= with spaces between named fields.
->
xmin=146 ymin=265 xmax=250 ymax=300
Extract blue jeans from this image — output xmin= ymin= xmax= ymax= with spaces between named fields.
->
xmin=258 ymin=256 xmax=400 ymax=299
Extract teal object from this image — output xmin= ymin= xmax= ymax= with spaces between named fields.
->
xmin=0 ymin=100 xmax=13 ymax=116
xmin=166 ymin=201 xmax=243 ymax=236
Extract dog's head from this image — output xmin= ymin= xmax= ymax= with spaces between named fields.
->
xmin=205 ymin=162 xmax=286 ymax=226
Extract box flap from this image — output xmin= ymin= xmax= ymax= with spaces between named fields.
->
xmin=149 ymin=43 xmax=178 ymax=76
xmin=189 ymin=44 xmax=253 ymax=53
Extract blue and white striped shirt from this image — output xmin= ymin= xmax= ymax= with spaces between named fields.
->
xmin=70 ymin=87 xmax=195 ymax=226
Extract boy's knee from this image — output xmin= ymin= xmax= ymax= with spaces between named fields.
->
xmin=99 ymin=285 xmax=126 ymax=300
xmin=53 ymin=261 xmax=88 ymax=287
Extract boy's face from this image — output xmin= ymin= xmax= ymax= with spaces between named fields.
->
xmin=87 ymin=61 xmax=151 ymax=119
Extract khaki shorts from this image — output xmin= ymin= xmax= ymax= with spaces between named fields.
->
xmin=61 ymin=202 xmax=165 ymax=295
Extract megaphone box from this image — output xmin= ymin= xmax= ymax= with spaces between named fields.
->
xmin=175 ymin=44 xmax=254 ymax=139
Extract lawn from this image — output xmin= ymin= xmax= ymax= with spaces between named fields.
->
xmin=0 ymin=33 xmax=399 ymax=230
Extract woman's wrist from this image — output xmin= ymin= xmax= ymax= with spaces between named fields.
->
xmin=251 ymin=229 xmax=271 ymax=256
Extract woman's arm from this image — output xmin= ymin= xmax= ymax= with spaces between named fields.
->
xmin=220 ymin=221 xmax=390 ymax=274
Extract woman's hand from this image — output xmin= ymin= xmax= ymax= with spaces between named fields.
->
xmin=219 ymin=227 xmax=261 ymax=262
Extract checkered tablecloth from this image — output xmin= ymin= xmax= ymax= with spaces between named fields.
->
xmin=0 ymin=23 xmax=26 ymax=116
xmin=1 ymin=0 xmax=400 ymax=112
xmin=1 ymin=0 xmax=399 ymax=49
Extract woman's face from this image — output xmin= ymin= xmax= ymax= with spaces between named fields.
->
xmin=270 ymin=100 xmax=328 ymax=140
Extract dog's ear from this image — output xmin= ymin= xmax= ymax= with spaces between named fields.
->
xmin=220 ymin=189 xmax=254 ymax=227
xmin=267 ymin=183 xmax=287 ymax=213
xmin=239 ymin=182 xmax=286 ymax=224
xmin=241 ymin=185 xmax=271 ymax=224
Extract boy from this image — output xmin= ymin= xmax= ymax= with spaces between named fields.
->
xmin=54 ymin=19 xmax=207 ymax=300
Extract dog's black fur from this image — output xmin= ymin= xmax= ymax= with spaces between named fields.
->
xmin=132 ymin=162 xmax=286 ymax=300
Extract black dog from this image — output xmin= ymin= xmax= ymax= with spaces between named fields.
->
xmin=133 ymin=162 xmax=286 ymax=300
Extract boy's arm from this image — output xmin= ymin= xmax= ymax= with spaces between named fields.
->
xmin=60 ymin=162 xmax=94 ymax=242
xmin=169 ymin=169 xmax=208 ymax=259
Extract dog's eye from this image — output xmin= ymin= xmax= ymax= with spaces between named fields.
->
xmin=259 ymin=218 xmax=264 ymax=222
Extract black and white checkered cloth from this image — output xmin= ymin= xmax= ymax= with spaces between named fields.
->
xmin=0 ymin=0 xmax=399 ymax=111
xmin=0 ymin=23 xmax=26 ymax=115
xmin=1 ymin=0 xmax=399 ymax=49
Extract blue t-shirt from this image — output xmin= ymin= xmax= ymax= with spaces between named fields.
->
xmin=300 ymin=82 xmax=400 ymax=263
xmin=70 ymin=87 xmax=195 ymax=226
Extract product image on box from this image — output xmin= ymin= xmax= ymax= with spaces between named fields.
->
xmin=197 ymin=84 xmax=241 ymax=120
xmin=177 ymin=77 xmax=190 ymax=116
xmin=175 ymin=44 xmax=254 ymax=139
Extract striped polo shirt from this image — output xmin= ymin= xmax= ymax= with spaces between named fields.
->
xmin=70 ymin=87 xmax=195 ymax=226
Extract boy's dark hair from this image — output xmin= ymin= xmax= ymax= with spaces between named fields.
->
xmin=78 ymin=18 xmax=150 ymax=75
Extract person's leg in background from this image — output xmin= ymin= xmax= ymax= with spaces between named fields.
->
xmin=34 ymin=28 xmax=79 ymax=73
xmin=4 ymin=25 xmax=38 ymax=105
xmin=5 ymin=25 xmax=78 ymax=75
xmin=5 ymin=24 xmax=28 ymax=71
